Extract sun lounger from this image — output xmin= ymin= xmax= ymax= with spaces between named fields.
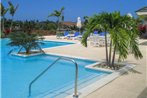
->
xmin=68 ymin=31 xmax=82 ymax=40
xmin=73 ymin=32 xmax=81 ymax=40
xmin=63 ymin=31 xmax=70 ymax=39
xmin=90 ymin=31 xmax=111 ymax=47
xmin=90 ymin=35 xmax=105 ymax=47
xmin=93 ymin=31 xmax=98 ymax=35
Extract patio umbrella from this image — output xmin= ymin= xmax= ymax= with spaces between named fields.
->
xmin=127 ymin=13 xmax=133 ymax=18
xmin=76 ymin=17 xmax=82 ymax=33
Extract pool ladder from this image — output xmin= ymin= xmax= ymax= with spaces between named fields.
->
xmin=28 ymin=57 xmax=79 ymax=98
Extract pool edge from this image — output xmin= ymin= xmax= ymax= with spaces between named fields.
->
xmin=65 ymin=64 xmax=136 ymax=98
xmin=41 ymin=53 xmax=136 ymax=98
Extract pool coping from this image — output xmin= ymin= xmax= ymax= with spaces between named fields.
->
xmin=85 ymin=62 xmax=114 ymax=73
xmin=42 ymin=39 xmax=79 ymax=50
xmin=42 ymin=52 xmax=136 ymax=98
xmin=44 ymin=52 xmax=98 ymax=62
xmin=10 ymin=40 xmax=78 ymax=57
xmin=66 ymin=64 xmax=136 ymax=98
xmin=11 ymin=52 xmax=43 ymax=57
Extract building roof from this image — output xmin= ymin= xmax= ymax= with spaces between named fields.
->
xmin=62 ymin=21 xmax=76 ymax=26
xmin=136 ymin=6 xmax=147 ymax=12
xmin=136 ymin=6 xmax=147 ymax=15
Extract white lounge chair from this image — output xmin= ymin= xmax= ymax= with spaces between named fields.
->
xmin=90 ymin=35 xmax=106 ymax=47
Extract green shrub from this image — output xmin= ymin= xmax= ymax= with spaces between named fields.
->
xmin=8 ymin=32 xmax=44 ymax=54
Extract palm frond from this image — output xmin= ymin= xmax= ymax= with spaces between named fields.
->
xmin=8 ymin=1 xmax=18 ymax=16
xmin=1 ymin=3 xmax=8 ymax=16
xmin=8 ymin=32 xmax=44 ymax=54
xmin=60 ymin=7 xmax=65 ymax=12
xmin=14 ymin=4 xmax=19 ymax=12
xmin=81 ymin=30 xmax=91 ymax=47
xmin=81 ymin=11 xmax=143 ymax=65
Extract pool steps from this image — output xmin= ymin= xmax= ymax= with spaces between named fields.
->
xmin=28 ymin=57 xmax=78 ymax=98
xmin=35 ymin=73 xmax=108 ymax=98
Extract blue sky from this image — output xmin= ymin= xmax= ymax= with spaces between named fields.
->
xmin=2 ymin=0 xmax=147 ymax=22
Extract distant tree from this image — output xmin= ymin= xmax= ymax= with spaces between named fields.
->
xmin=48 ymin=7 xmax=65 ymax=31
xmin=13 ymin=20 xmax=23 ymax=30
xmin=8 ymin=1 xmax=19 ymax=31
xmin=22 ymin=20 xmax=35 ymax=34
xmin=1 ymin=3 xmax=9 ymax=32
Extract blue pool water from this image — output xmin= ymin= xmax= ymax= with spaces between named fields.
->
xmin=39 ymin=40 xmax=74 ymax=48
xmin=1 ymin=39 xmax=111 ymax=98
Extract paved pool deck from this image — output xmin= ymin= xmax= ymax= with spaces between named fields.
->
xmin=44 ymin=36 xmax=147 ymax=98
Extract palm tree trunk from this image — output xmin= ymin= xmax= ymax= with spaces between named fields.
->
xmin=111 ymin=45 xmax=116 ymax=69
xmin=26 ymin=49 xmax=30 ymax=55
xmin=2 ymin=16 xmax=5 ymax=32
xmin=105 ymin=32 xmax=109 ymax=66
xmin=10 ymin=16 xmax=14 ymax=32
xmin=108 ymin=40 xmax=112 ymax=67
xmin=57 ymin=17 xmax=60 ymax=31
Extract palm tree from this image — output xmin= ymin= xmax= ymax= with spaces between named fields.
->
xmin=83 ymin=16 xmax=89 ymax=25
xmin=8 ymin=1 xmax=19 ymax=31
xmin=81 ymin=12 xmax=143 ymax=69
xmin=48 ymin=7 xmax=65 ymax=31
xmin=1 ymin=3 xmax=9 ymax=32
xmin=8 ymin=32 xmax=44 ymax=54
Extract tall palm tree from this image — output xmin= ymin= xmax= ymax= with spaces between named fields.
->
xmin=1 ymin=3 xmax=9 ymax=32
xmin=48 ymin=7 xmax=65 ymax=31
xmin=8 ymin=1 xmax=19 ymax=31
xmin=82 ymin=12 xmax=143 ymax=69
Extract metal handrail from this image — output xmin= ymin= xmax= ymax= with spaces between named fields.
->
xmin=28 ymin=57 xmax=79 ymax=98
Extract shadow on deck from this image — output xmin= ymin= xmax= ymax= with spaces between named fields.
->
xmin=137 ymin=87 xmax=147 ymax=98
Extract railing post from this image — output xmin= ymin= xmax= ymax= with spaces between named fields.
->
xmin=73 ymin=60 xmax=78 ymax=98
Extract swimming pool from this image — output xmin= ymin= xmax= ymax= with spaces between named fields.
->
xmin=1 ymin=39 xmax=111 ymax=98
